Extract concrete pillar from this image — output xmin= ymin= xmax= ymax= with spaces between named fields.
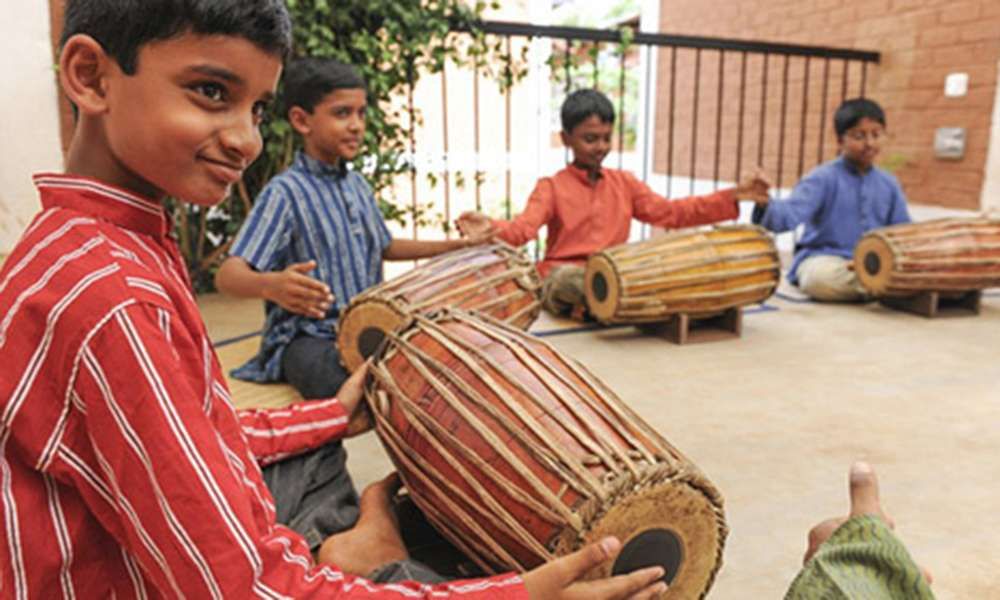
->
xmin=0 ymin=3 xmax=63 ymax=253
xmin=981 ymin=59 xmax=1000 ymax=213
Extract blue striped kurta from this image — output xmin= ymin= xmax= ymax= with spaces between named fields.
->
xmin=229 ymin=152 xmax=392 ymax=382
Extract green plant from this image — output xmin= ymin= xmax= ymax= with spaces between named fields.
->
xmin=173 ymin=0 xmax=522 ymax=292
xmin=880 ymin=151 xmax=909 ymax=175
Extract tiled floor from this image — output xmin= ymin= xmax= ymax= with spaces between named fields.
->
xmin=200 ymin=281 xmax=1000 ymax=599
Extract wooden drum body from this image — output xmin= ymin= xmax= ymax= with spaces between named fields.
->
xmin=337 ymin=243 xmax=541 ymax=371
xmin=366 ymin=310 xmax=727 ymax=598
xmin=854 ymin=217 xmax=1000 ymax=296
xmin=584 ymin=225 xmax=780 ymax=324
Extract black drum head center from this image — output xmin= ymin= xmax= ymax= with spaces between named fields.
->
xmin=358 ymin=327 xmax=387 ymax=359
xmin=593 ymin=272 xmax=609 ymax=302
xmin=612 ymin=528 xmax=682 ymax=586
xmin=864 ymin=251 xmax=881 ymax=276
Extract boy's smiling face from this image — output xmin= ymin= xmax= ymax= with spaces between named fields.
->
xmin=290 ymin=88 xmax=368 ymax=165
xmin=561 ymin=114 xmax=613 ymax=175
xmin=67 ymin=32 xmax=282 ymax=205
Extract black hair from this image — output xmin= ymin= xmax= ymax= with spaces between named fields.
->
xmin=61 ymin=0 xmax=292 ymax=75
xmin=833 ymin=98 xmax=886 ymax=139
xmin=560 ymin=88 xmax=616 ymax=133
xmin=283 ymin=58 xmax=367 ymax=114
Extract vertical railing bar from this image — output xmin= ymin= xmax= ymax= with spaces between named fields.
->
xmin=757 ymin=53 xmax=769 ymax=174
xmin=440 ymin=64 xmax=451 ymax=239
xmin=564 ymin=39 xmax=573 ymax=165
xmin=565 ymin=39 xmax=573 ymax=93
xmin=618 ymin=46 xmax=627 ymax=169
xmin=776 ymin=54 xmax=789 ymax=198
xmin=641 ymin=44 xmax=652 ymax=239
xmin=818 ymin=57 xmax=830 ymax=165
xmin=841 ymin=58 xmax=849 ymax=103
xmin=689 ymin=48 xmax=701 ymax=196
xmin=860 ymin=61 xmax=868 ymax=98
xmin=713 ymin=50 xmax=725 ymax=191
xmin=735 ymin=51 xmax=747 ymax=184
xmin=667 ymin=45 xmax=677 ymax=199
xmin=473 ymin=58 xmax=482 ymax=212
xmin=504 ymin=35 xmax=513 ymax=220
xmin=796 ymin=56 xmax=810 ymax=180
xmin=593 ymin=41 xmax=601 ymax=90
xmin=407 ymin=58 xmax=418 ymax=241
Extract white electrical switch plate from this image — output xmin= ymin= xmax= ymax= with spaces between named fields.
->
xmin=945 ymin=72 xmax=969 ymax=97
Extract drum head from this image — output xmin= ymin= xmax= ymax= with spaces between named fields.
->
xmin=854 ymin=234 xmax=895 ymax=296
xmin=337 ymin=300 xmax=409 ymax=372
xmin=572 ymin=479 xmax=726 ymax=599
xmin=584 ymin=253 xmax=621 ymax=322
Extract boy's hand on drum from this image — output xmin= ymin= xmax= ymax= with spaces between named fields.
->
xmin=263 ymin=260 xmax=334 ymax=319
xmin=460 ymin=229 xmax=497 ymax=248
xmin=456 ymin=212 xmax=497 ymax=240
xmin=338 ymin=362 xmax=374 ymax=437
xmin=803 ymin=462 xmax=933 ymax=583
xmin=522 ymin=537 xmax=667 ymax=600
xmin=734 ymin=167 xmax=772 ymax=204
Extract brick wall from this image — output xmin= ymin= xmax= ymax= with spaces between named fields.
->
xmin=653 ymin=0 xmax=1000 ymax=210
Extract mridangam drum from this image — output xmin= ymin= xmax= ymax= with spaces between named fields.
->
xmin=854 ymin=217 xmax=1000 ymax=296
xmin=585 ymin=225 xmax=780 ymax=323
xmin=337 ymin=243 xmax=541 ymax=372
xmin=366 ymin=309 xmax=727 ymax=598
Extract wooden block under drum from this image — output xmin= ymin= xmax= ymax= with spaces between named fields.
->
xmin=878 ymin=290 xmax=982 ymax=318
xmin=638 ymin=307 xmax=743 ymax=345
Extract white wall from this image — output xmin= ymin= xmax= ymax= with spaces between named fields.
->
xmin=981 ymin=60 xmax=1000 ymax=213
xmin=0 ymin=3 xmax=63 ymax=253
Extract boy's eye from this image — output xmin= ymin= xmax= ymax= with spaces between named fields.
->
xmin=194 ymin=82 xmax=227 ymax=103
xmin=252 ymin=101 xmax=269 ymax=124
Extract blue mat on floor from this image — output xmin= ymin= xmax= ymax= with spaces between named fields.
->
xmin=212 ymin=303 xmax=782 ymax=346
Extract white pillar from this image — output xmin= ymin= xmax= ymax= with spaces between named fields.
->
xmin=980 ymin=59 xmax=1000 ymax=212
xmin=0 ymin=3 xmax=64 ymax=253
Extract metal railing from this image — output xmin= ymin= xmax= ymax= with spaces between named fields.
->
xmin=397 ymin=20 xmax=880 ymax=247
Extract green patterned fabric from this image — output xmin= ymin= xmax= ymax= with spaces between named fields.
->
xmin=785 ymin=515 xmax=935 ymax=600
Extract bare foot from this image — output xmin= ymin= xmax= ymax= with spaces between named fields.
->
xmin=317 ymin=473 xmax=408 ymax=576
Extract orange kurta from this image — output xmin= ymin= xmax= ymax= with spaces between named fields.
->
xmin=494 ymin=164 xmax=740 ymax=277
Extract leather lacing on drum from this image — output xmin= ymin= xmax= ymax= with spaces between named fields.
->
xmin=365 ymin=309 xmax=727 ymax=594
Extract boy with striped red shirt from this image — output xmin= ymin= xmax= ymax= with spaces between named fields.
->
xmin=0 ymin=0 xmax=667 ymax=598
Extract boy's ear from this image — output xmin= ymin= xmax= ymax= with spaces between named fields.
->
xmin=59 ymin=34 xmax=113 ymax=116
xmin=288 ymin=106 xmax=311 ymax=135
xmin=559 ymin=130 xmax=571 ymax=147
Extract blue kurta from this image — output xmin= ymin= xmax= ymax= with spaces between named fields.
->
xmin=229 ymin=152 xmax=392 ymax=382
xmin=753 ymin=156 xmax=911 ymax=284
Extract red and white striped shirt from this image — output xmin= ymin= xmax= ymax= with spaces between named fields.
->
xmin=0 ymin=174 xmax=528 ymax=599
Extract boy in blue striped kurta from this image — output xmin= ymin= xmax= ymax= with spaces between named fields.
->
xmin=216 ymin=58 xmax=485 ymax=399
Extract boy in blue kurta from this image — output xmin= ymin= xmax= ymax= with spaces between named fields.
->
xmin=753 ymin=98 xmax=911 ymax=301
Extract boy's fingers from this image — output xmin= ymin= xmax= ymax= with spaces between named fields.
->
xmin=288 ymin=274 xmax=332 ymax=298
xmin=288 ymin=260 xmax=317 ymax=274
xmin=848 ymin=461 xmax=882 ymax=518
xmin=922 ymin=565 xmax=934 ymax=585
xmin=584 ymin=567 xmax=666 ymax=600
xmin=556 ymin=537 xmax=621 ymax=584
